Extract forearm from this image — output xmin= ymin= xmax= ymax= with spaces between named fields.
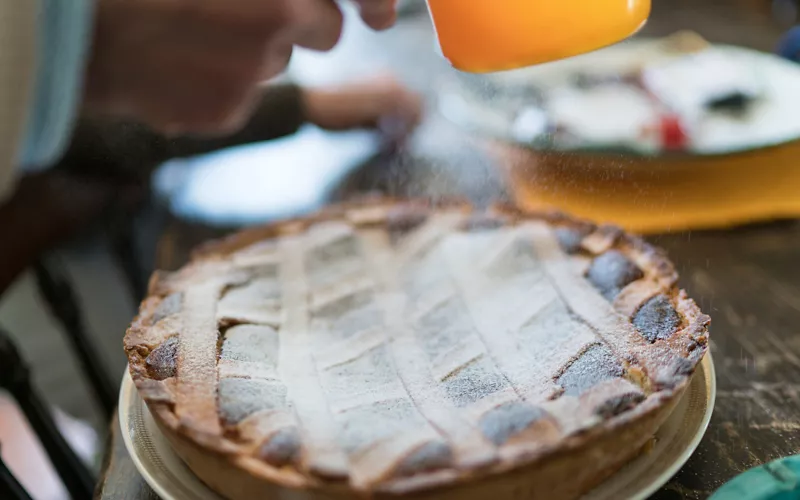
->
xmin=54 ymin=83 xmax=307 ymax=183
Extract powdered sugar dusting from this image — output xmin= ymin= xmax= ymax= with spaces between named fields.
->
xmin=132 ymin=204 xmax=705 ymax=492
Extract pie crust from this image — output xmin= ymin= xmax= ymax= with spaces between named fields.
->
xmin=124 ymin=198 xmax=710 ymax=499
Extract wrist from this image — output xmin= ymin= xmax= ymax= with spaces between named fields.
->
xmin=299 ymin=88 xmax=327 ymax=128
xmin=300 ymin=87 xmax=368 ymax=131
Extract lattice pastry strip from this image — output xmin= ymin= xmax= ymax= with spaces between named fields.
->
xmin=124 ymin=200 xmax=710 ymax=499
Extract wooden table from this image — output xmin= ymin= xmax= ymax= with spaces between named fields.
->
xmin=96 ymin=2 xmax=800 ymax=498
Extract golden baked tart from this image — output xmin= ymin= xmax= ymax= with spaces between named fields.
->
xmin=124 ymin=199 xmax=710 ymax=500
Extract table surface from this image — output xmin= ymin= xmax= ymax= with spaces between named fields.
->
xmin=96 ymin=2 xmax=799 ymax=499
xmin=96 ymin=218 xmax=800 ymax=500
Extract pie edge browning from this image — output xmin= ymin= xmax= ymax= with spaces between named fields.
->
xmin=153 ymin=388 xmax=684 ymax=500
xmin=124 ymin=197 xmax=710 ymax=499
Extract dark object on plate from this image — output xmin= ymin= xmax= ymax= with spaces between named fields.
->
xmin=572 ymin=72 xmax=627 ymax=90
xmin=704 ymin=91 xmax=757 ymax=117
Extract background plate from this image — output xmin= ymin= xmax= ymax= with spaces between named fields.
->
xmin=120 ymin=355 xmax=716 ymax=500
xmin=437 ymin=37 xmax=800 ymax=157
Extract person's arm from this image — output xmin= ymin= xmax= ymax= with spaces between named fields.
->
xmin=4 ymin=0 xmax=404 ymax=200
xmin=57 ymin=77 xmax=421 ymax=182
xmin=160 ymin=76 xmax=423 ymax=158
xmin=0 ymin=1 xmax=39 ymax=202
xmin=56 ymin=84 xmax=308 ymax=183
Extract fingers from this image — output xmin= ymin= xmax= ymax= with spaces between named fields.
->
xmin=302 ymin=75 xmax=423 ymax=133
xmin=352 ymin=0 xmax=398 ymax=30
xmin=288 ymin=0 xmax=344 ymax=51
xmin=375 ymin=78 xmax=424 ymax=137
xmin=260 ymin=43 xmax=294 ymax=81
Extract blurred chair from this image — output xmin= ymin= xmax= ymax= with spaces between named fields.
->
xmin=0 ymin=162 xmax=142 ymax=498
xmin=0 ymin=456 xmax=32 ymax=500
xmin=1 ymin=323 xmax=96 ymax=499
xmin=0 ymin=169 xmax=140 ymax=417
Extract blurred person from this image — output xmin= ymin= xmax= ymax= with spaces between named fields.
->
xmin=61 ymin=75 xmax=422 ymax=184
xmin=0 ymin=73 xmax=421 ymax=500
xmin=0 ymin=74 xmax=423 ymax=295
xmin=0 ymin=0 xmax=401 ymax=202
xmin=0 ymin=1 xmax=412 ymax=495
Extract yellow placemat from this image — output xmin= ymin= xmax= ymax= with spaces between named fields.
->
xmin=491 ymin=140 xmax=800 ymax=234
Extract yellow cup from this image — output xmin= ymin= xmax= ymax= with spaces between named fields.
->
xmin=426 ymin=0 xmax=651 ymax=73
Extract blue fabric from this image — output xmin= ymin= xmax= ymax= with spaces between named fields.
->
xmin=777 ymin=27 xmax=800 ymax=63
xmin=710 ymin=455 xmax=800 ymax=500
xmin=18 ymin=0 xmax=94 ymax=170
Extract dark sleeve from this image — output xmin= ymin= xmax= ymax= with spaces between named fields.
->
xmin=56 ymin=83 xmax=307 ymax=181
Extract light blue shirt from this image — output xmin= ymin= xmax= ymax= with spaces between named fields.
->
xmin=18 ymin=0 xmax=94 ymax=170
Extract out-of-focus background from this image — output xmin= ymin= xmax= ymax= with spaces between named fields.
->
xmin=3 ymin=0 xmax=800 ymax=498
xmin=13 ymin=0 xmax=794 ymax=425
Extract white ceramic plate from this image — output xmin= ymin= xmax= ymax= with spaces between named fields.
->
xmin=438 ymin=36 xmax=800 ymax=157
xmin=120 ymin=354 xmax=716 ymax=500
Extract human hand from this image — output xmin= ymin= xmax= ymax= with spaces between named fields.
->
xmin=352 ymin=0 xmax=399 ymax=30
xmin=84 ymin=0 xmax=399 ymax=135
xmin=302 ymin=75 xmax=423 ymax=137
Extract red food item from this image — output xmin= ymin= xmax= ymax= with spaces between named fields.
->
xmin=660 ymin=114 xmax=688 ymax=151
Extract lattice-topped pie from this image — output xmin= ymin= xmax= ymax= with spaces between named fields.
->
xmin=124 ymin=199 xmax=710 ymax=499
